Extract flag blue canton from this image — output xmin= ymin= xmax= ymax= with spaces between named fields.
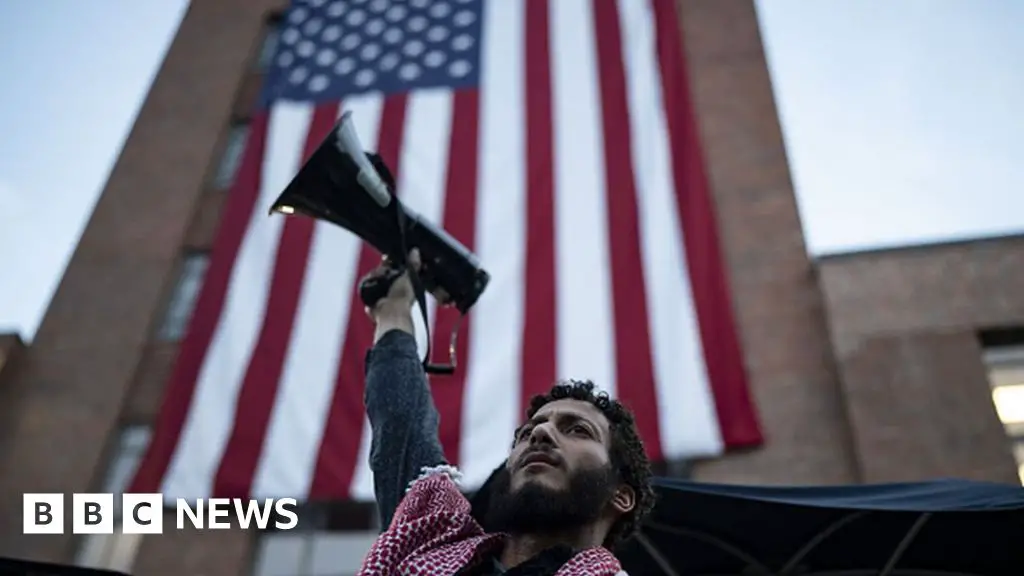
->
xmin=261 ymin=0 xmax=484 ymax=106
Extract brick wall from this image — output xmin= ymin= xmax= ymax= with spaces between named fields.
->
xmin=0 ymin=0 xmax=285 ymax=566
xmin=678 ymin=0 xmax=857 ymax=486
xmin=818 ymin=234 xmax=1024 ymax=484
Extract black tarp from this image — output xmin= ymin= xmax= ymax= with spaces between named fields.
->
xmin=617 ymin=477 xmax=1024 ymax=575
xmin=471 ymin=474 xmax=1024 ymax=575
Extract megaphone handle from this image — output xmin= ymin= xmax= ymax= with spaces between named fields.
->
xmin=359 ymin=265 xmax=405 ymax=309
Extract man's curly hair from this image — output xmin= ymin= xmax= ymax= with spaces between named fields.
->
xmin=525 ymin=379 xmax=657 ymax=550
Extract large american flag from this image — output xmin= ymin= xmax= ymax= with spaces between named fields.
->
xmin=131 ymin=0 xmax=762 ymax=502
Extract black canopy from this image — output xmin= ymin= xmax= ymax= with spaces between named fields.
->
xmin=619 ymin=477 xmax=1024 ymax=575
xmin=472 ymin=474 xmax=1024 ymax=575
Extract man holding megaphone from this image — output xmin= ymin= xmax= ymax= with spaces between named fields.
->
xmin=269 ymin=113 xmax=655 ymax=574
xmin=354 ymin=249 xmax=657 ymax=576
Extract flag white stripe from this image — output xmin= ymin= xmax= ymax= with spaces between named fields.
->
xmin=457 ymin=0 xmax=528 ymax=488
xmin=342 ymin=93 xmax=393 ymax=498
xmin=398 ymin=90 xmax=454 ymax=361
xmin=162 ymin=103 xmax=312 ymax=499
xmin=551 ymin=0 xmax=617 ymax=396
xmin=619 ymin=0 xmax=723 ymax=457
xmin=345 ymin=90 xmax=456 ymax=498
xmin=252 ymin=98 xmax=383 ymax=499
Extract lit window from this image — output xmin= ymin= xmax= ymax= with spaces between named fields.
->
xmin=158 ymin=252 xmax=210 ymax=342
xmin=213 ymin=123 xmax=251 ymax=189
xmin=75 ymin=426 xmax=152 ymax=572
xmin=984 ymin=345 xmax=1024 ymax=485
xmin=251 ymin=502 xmax=379 ymax=576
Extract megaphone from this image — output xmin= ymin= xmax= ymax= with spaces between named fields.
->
xmin=268 ymin=111 xmax=490 ymax=375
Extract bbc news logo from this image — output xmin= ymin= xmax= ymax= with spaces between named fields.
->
xmin=23 ymin=493 xmax=298 ymax=534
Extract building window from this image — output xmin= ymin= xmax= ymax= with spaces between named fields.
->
xmin=213 ymin=122 xmax=251 ymax=190
xmin=75 ymin=426 xmax=153 ymax=572
xmin=158 ymin=252 xmax=210 ymax=342
xmin=984 ymin=345 xmax=1024 ymax=484
xmin=256 ymin=17 xmax=282 ymax=70
xmin=251 ymin=501 xmax=378 ymax=576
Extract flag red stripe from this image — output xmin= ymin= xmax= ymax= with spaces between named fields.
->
xmin=651 ymin=0 xmax=763 ymax=447
xmin=591 ymin=0 xmax=664 ymax=461
xmin=129 ymin=112 xmax=272 ymax=493
xmin=309 ymin=95 xmax=410 ymax=497
xmin=212 ymin=104 xmax=341 ymax=497
xmin=520 ymin=0 xmax=557 ymax=417
xmin=431 ymin=89 xmax=481 ymax=466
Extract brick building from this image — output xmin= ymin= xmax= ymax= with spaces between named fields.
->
xmin=1 ymin=1 xmax=1021 ymax=575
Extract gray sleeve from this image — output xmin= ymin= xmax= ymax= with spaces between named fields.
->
xmin=363 ymin=328 xmax=448 ymax=530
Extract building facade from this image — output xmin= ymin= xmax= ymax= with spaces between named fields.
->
xmin=0 ymin=1 xmax=1021 ymax=575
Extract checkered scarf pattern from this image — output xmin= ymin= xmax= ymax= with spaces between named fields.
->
xmin=357 ymin=467 xmax=627 ymax=575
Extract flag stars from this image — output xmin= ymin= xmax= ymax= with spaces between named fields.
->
xmin=282 ymin=27 xmax=301 ymax=45
xmin=361 ymin=43 xmax=382 ymax=61
xmin=386 ymin=5 xmax=408 ymax=22
xmin=335 ymin=57 xmax=356 ymax=75
xmin=452 ymin=34 xmax=473 ymax=51
xmin=407 ymin=15 xmax=428 ymax=32
xmin=453 ymin=10 xmax=475 ymax=27
xmin=322 ymin=24 xmax=342 ymax=42
xmin=428 ymin=26 xmax=449 ymax=42
xmin=403 ymin=39 xmax=425 ymax=58
xmin=303 ymin=17 xmax=324 ymax=35
xmin=380 ymin=52 xmax=400 ymax=71
xmin=366 ymin=18 xmax=386 ymax=36
xmin=424 ymin=50 xmax=445 ymax=68
xmin=316 ymin=48 xmax=336 ymax=66
xmin=266 ymin=0 xmax=483 ymax=102
xmin=399 ymin=62 xmax=421 ymax=81
xmin=383 ymin=27 xmax=404 ymax=45
xmin=326 ymin=1 xmax=346 ymax=18
xmin=309 ymin=74 xmax=330 ymax=92
xmin=430 ymin=2 xmax=452 ymax=18
xmin=355 ymin=68 xmax=376 ymax=87
xmin=342 ymin=33 xmax=361 ymax=50
xmin=448 ymin=60 xmax=471 ymax=78
xmin=289 ymin=66 xmax=309 ymax=84
xmin=297 ymin=40 xmax=316 ymax=57
xmin=289 ymin=6 xmax=308 ymax=24
xmin=346 ymin=9 xmax=367 ymax=26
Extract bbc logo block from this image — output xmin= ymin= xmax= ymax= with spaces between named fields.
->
xmin=122 ymin=493 xmax=163 ymax=534
xmin=23 ymin=494 xmax=64 ymax=534
xmin=72 ymin=494 xmax=113 ymax=534
xmin=24 ymin=493 xmax=164 ymax=534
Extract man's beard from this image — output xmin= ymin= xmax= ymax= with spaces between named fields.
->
xmin=482 ymin=461 xmax=619 ymax=536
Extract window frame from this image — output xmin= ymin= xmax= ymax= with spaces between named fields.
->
xmin=157 ymin=251 xmax=211 ymax=342
xmin=983 ymin=344 xmax=1024 ymax=485
xmin=255 ymin=14 xmax=283 ymax=70
xmin=74 ymin=425 xmax=152 ymax=572
xmin=212 ymin=121 xmax=252 ymax=190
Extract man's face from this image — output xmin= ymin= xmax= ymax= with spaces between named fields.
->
xmin=483 ymin=398 xmax=621 ymax=535
xmin=508 ymin=398 xmax=613 ymax=491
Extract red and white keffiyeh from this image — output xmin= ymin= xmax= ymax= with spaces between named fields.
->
xmin=357 ymin=466 xmax=627 ymax=575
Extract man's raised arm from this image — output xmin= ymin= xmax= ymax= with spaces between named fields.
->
xmin=362 ymin=250 xmax=448 ymax=529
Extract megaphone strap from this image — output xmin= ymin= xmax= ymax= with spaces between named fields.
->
xmin=393 ymin=196 xmax=458 ymax=376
